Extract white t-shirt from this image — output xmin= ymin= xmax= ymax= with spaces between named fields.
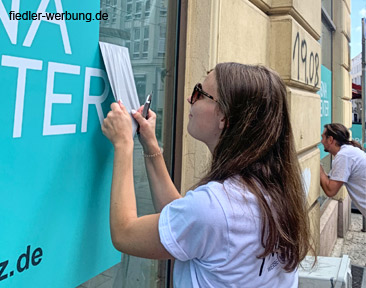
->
xmin=329 ymin=145 xmax=366 ymax=217
xmin=158 ymin=178 xmax=298 ymax=288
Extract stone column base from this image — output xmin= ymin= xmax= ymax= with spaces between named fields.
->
xmin=320 ymin=199 xmax=338 ymax=256
xmin=337 ymin=194 xmax=351 ymax=238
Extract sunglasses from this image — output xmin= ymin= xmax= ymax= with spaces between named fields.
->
xmin=189 ymin=83 xmax=218 ymax=104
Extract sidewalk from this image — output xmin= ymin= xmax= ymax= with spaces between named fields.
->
xmin=330 ymin=213 xmax=366 ymax=287
xmin=331 ymin=213 xmax=366 ymax=267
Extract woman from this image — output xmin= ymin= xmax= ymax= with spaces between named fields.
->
xmin=102 ymin=63 xmax=313 ymax=287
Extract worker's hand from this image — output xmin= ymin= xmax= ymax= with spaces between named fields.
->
xmin=132 ymin=107 xmax=159 ymax=154
xmin=102 ymin=101 xmax=133 ymax=149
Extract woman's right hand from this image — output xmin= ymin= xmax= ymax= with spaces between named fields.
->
xmin=132 ymin=106 xmax=159 ymax=153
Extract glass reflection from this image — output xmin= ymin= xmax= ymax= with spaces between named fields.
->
xmin=78 ymin=1 xmax=170 ymax=287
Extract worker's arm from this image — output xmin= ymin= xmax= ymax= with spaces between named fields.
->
xmin=132 ymin=108 xmax=182 ymax=212
xmin=320 ymin=165 xmax=344 ymax=197
xmin=102 ymin=102 xmax=173 ymax=260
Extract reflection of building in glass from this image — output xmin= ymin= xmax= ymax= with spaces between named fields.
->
xmin=95 ymin=2 xmax=169 ymax=287
xmin=351 ymin=53 xmax=363 ymax=124
xmin=351 ymin=53 xmax=362 ymax=85
xmin=352 ymin=83 xmax=362 ymax=124
xmin=100 ymin=0 xmax=167 ymax=142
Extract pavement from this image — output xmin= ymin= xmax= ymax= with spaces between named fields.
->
xmin=331 ymin=213 xmax=366 ymax=267
xmin=329 ymin=213 xmax=366 ymax=287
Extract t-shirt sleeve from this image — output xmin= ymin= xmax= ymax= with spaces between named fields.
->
xmin=329 ymin=154 xmax=351 ymax=183
xmin=158 ymin=187 xmax=228 ymax=262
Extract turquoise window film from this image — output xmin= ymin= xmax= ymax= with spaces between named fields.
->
xmin=318 ymin=65 xmax=332 ymax=160
xmin=0 ymin=1 xmax=120 ymax=287
xmin=77 ymin=0 xmax=177 ymax=287
xmin=318 ymin=65 xmax=332 ymax=206
xmin=350 ymin=124 xmax=365 ymax=149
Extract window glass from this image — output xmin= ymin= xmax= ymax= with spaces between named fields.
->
xmin=158 ymin=25 xmax=166 ymax=57
xmin=144 ymin=26 xmax=150 ymax=39
xmin=321 ymin=21 xmax=332 ymax=70
xmin=145 ymin=0 xmax=151 ymax=17
xmin=127 ymin=3 xmax=132 ymax=11
xmin=78 ymin=0 xmax=178 ymax=287
xmin=143 ymin=40 xmax=149 ymax=58
xmin=322 ymin=0 xmax=332 ymax=19
xmin=160 ymin=0 xmax=167 ymax=16
xmin=319 ymin=16 xmax=333 ymax=207
xmin=135 ymin=1 xmax=142 ymax=18
xmin=134 ymin=27 xmax=140 ymax=39
xmin=133 ymin=41 xmax=140 ymax=58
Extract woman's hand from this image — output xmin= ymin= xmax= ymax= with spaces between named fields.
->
xmin=102 ymin=101 xmax=133 ymax=150
xmin=132 ymin=106 xmax=159 ymax=153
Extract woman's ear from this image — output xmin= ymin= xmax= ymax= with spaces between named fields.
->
xmin=219 ymin=117 xmax=227 ymax=130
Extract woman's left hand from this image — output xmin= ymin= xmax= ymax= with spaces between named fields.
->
xmin=102 ymin=101 xmax=133 ymax=149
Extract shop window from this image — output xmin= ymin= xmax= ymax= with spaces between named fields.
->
xmin=319 ymin=4 xmax=335 ymax=208
xmin=82 ymin=0 xmax=180 ymax=287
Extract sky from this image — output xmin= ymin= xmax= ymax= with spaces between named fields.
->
xmin=351 ymin=0 xmax=366 ymax=59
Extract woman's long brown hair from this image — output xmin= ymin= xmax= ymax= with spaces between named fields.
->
xmin=196 ymin=63 xmax=313 ymax=272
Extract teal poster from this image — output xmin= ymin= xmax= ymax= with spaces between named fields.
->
xmin=0 ymin=0 xmax=120 ymax=287
xmin=350 ymin=124 xmax=365 ymax=148
xmin=318 ymin=65 xmax=332 ymax=159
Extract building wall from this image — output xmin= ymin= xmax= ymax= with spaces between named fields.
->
xmin=326 ymin=0 xmax=352 ymax=242
xmin=179 ymin=0 xmax=351 ymax=256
